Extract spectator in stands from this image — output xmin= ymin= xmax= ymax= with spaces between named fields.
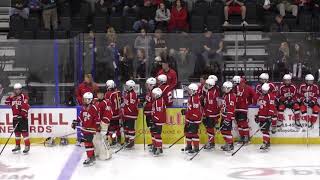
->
xmin=223 ymin=0 xmax=248 ymax=26
xmin=119 ymin=45 xmax=135 ymax=83
xmin=295 ymin=0 xmax=312 ymax=12
xmin=9 ymin=0 xmax=29 ymax=19
xmin=28 ymin=0 xmax=41 ymax=12
xmin=270 ymin=14 xmax=290 ymax=32
xmin=41 ymin=0 xmax=58 ymax=30
xmin=106 ymin=26 xmax=117 ymax=46
xmin=123 ymin=0 xmax=143 ymax=16
xmin=136 ymin=48 xmax=147 ymax=80
xmin=96 ymin=0 xmax=124 ymax=15
xmin=257 ymin=0 xmax=276 ymax=22
xmin=276 ymin=0 xmax=298 ymax=17
xmin=201 ymin=30 xmax=224 ymax=78
xmin=134 ymin=28 xmax=152 ymax=51
xmin=133 ymin=0 xmax=156 ymax=32
xmin=151 ymin=29 xmax=167 ymax=57
xmin=168 ymin=0 xmax=189 ymax=32
xmin=155 ymin=2 xmax=170 ymax=31
xmin=83 ymin=30 xmax=96 ymax=74
xmin=150 ymin=0 xmax=163 ymax=6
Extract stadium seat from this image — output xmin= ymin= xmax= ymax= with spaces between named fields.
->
xmin=93 ymin=17 xmax=108 ymax=32
xmin=123 ymin=16 xmax=137 ymax=33
xmin=207 ymin=16 xmax=222 ymax=32
xmin=59 ymin=17 xmax=71 ymax=31
xmin=54 ymin=30 xmax=67 ymax=39
xmin=109 ymin=16 xmax=123 ymax=33
xmin=190 ymin=15 xmax=205 ymax=32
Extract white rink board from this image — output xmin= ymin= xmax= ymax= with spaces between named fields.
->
xmin=0 ymin=108 xmax=77 ymax=138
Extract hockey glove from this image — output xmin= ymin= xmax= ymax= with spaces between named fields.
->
xmin=181 ymin=109 xmax=186 ymax=115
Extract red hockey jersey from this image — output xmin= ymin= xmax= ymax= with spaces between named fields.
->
xmin=185 ymin=94 xmax=202 ymax=123
xmin=122 ymin=90 xmax=138 ymax=120
xmin=97 ymin=99 xmax=113 ymax=124
xmin=255 ymin=82 xmax=277 ymax=96
xmin=104 ymin=90 xmax=121 ymax=120
xmin=157 ymin=68 xmax=177 ymax=91
xmin=257 ymin=93 xmax=276 ymax=117
xmin=75 ymin=82 xmax=99 ymax=105
xmin=203 ymin=88 xmax=220 ymax=117
xmin=144 ymin=91 xmax=153 ymax=116
xmin=233 ymin=84 xmax=256 ymax=112
xmin=152 ymin=97 xmax=166 ymax=125
xmin=78 ymin=104 xmax=100 ymax=134
xmin=159 ymin=84 xmax=173 ymax=107
xmin=5 ymin=93 xmax=30 ymax=119
xmin=221 ymin=92 xmax=236 ymax=121
xmin=278 ymin=83 xmax=298 ymax=103
xmin=298 ymin=83 xmax=319 ymax=104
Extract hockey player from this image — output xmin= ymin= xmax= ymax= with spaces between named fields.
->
xmin=72 ymin=92 xmax=99 ymax=166
xmin=144 ymin=77 xmax=157 ymax=149
xmin=157 ymin=74 xmax=173 ymax=107
xmin=122 ymin=80 xmax=138 ymax=149
xmin=277 ymin=74 xmax=301 ymax=127
xmin=5 ymin=83 xmax=30 ymax=154
xmin=96 ymin=91 xmax=113 ymax=129
xmin=202 ymin=78 xmax=220 ymax=150
xmin=298 ymin=74 xmax=320 ymax=128
xmin=232 ymin=76 xmax=256 ymax=144
xmin=255 ymin=73 xmax=278 ymax=134
xmin=182 ymin=83 xmax=202 ymax=154
xmin=220 ymin=81 xmax=236 ymax=152
xmin=104 ymin=80 xmax=122 ymax=145
xmin=256 ymin=83 xmax=277 ymax=151
xmin=151 ymin=88 xmax=166 ymax=156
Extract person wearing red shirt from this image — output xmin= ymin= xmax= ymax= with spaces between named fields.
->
xmin=277 ymin=74 xmax=301 ymax=127
xmin=182 ymin=83 xmax=202 ymax=154
xmin=202 ymin=78 xmax=220 ymax=150
xmin=157 ymin=74 xmax=173 ymax=107
xmin=256 ymin=83 xmax=277 ymax=151
xmin=232 ymin=76 xmax=256 ymax=144
xmin=298 ymin=74 xmax=320 ymax=128
xmin=72 ymin=92 xmax=99 ymax=166
xmin=104 ymin=80 xmax=122 ymax=146
xmin=144 ymin=77 xmax=157 ymax=149
xmin=122 ymin=80 xmax=139 ymax=149
xmin=220 ymin=81 xmax=236 ymax=152
xmin=75 ymin=74 xmax=99 ymax=105
xmin=168 ymin=0 xmax=189 ymax=32
xmin=5 ymin=83 xmax=30 ymax=154
xmin=151 ymin=87 xmax=166 ymax=156
xmin=157 ymin=60 xmax=177 ymax=92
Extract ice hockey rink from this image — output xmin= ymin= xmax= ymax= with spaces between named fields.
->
xmin=1 ymin=144 xmax=320 ymax=180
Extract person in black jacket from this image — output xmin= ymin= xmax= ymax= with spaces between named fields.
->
xmin=133 ymin=0 xmax=156 ymax=32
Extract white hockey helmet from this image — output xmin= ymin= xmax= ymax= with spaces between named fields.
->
xmin=106 ymin=80 xmax=116 ymax=90
xmin=232 ymin=75 xmax=241 ymax=84
xmin=188 ymin=83 xmax=198 ymax=96
xmin=283 ymin=74 xmax=292 ymax=80
xmin=146 ymin=77 xmax=157 ymax=86
xmin=157 ymin=74 xmax=167 ymax=85
xmin=261 ymin=83 xmax=270 ymax=94
xmin=13 ymin=83 xmax=22 ymax=90
xmin=208 ymin=75 xmax=218 ymax=82
xmin=205 ymin=78 xmax=215 ymax=89
xmin=222 ymin=81 xmax=233 ymax=93
xmin=152 ymin=88 xmax=163 ymax=99
xmin=125 ymin=80 xmax=136 ymax=91
xmin=83 ymin=92 xmax=93 ymax=104
xmin=305 ymin=74 xmax=314 ymax=81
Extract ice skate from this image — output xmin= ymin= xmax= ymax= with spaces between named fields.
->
xmin=83 ymin=157 xmax=95 ymax=167
xmin=12 ymin=145 xmax=21 ymax=154
xmin=22 ymin=146 xmax=30 ymax=155
xmin=260 ymin=143 xmax=270 ymax=152
xmin=203 ymin=142 xmax=215 ymax=150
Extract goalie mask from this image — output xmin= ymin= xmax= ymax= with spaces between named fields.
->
xmin=83 ymin=92 xmax=93 ymax=105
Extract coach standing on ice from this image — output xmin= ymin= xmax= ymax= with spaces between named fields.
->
xmin=5 ymin=83 xmax=30 ymax=154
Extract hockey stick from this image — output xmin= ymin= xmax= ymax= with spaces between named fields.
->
xmin=188 ymin=124 xmax=224 ymax=160
xmin=232 ymin=121 xmax=267 ymax=156
xmin=0 ymin=122 xmax=20 ymax=156
xmin=114 ymin=132 xmax=144 ymax=153
xmin=142 ymin=110 xmax=146 ymax=151
xmin=168 ymin=135 xmax=185 ymax=148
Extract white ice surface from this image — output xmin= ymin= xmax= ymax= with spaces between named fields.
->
xmin=1 ymin=144 xmax=320 ymax=180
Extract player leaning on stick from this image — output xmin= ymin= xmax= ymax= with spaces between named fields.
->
xmin=277 ymin=74 xmax=301 ymax=127
xmin=72 ymin=92 xmax=99 ymax=166
xmin=202 ymin=78 xmax=220 ymax=150
xmin=182 ymin=83 xmax=202 ymax=154
xmin=121 ymin=80 xmax=138 ymax=149
xmin=151 ymin=88 xmax=166 ymax=156
xmin=5 ymin=83 xmax=30 ymax=154
xmin=297 ymin=74 xmax=320 ymax=128
xmin=220 ymin=81 xmax=236 ymax=152
xmin=144 ymin=77 xmax=157 ymax=150
xmin=256 ymin=83 xmax=276 ymax=151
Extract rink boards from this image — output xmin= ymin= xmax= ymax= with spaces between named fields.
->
xmin=0 ymin=107 xmax=319 ymax=144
